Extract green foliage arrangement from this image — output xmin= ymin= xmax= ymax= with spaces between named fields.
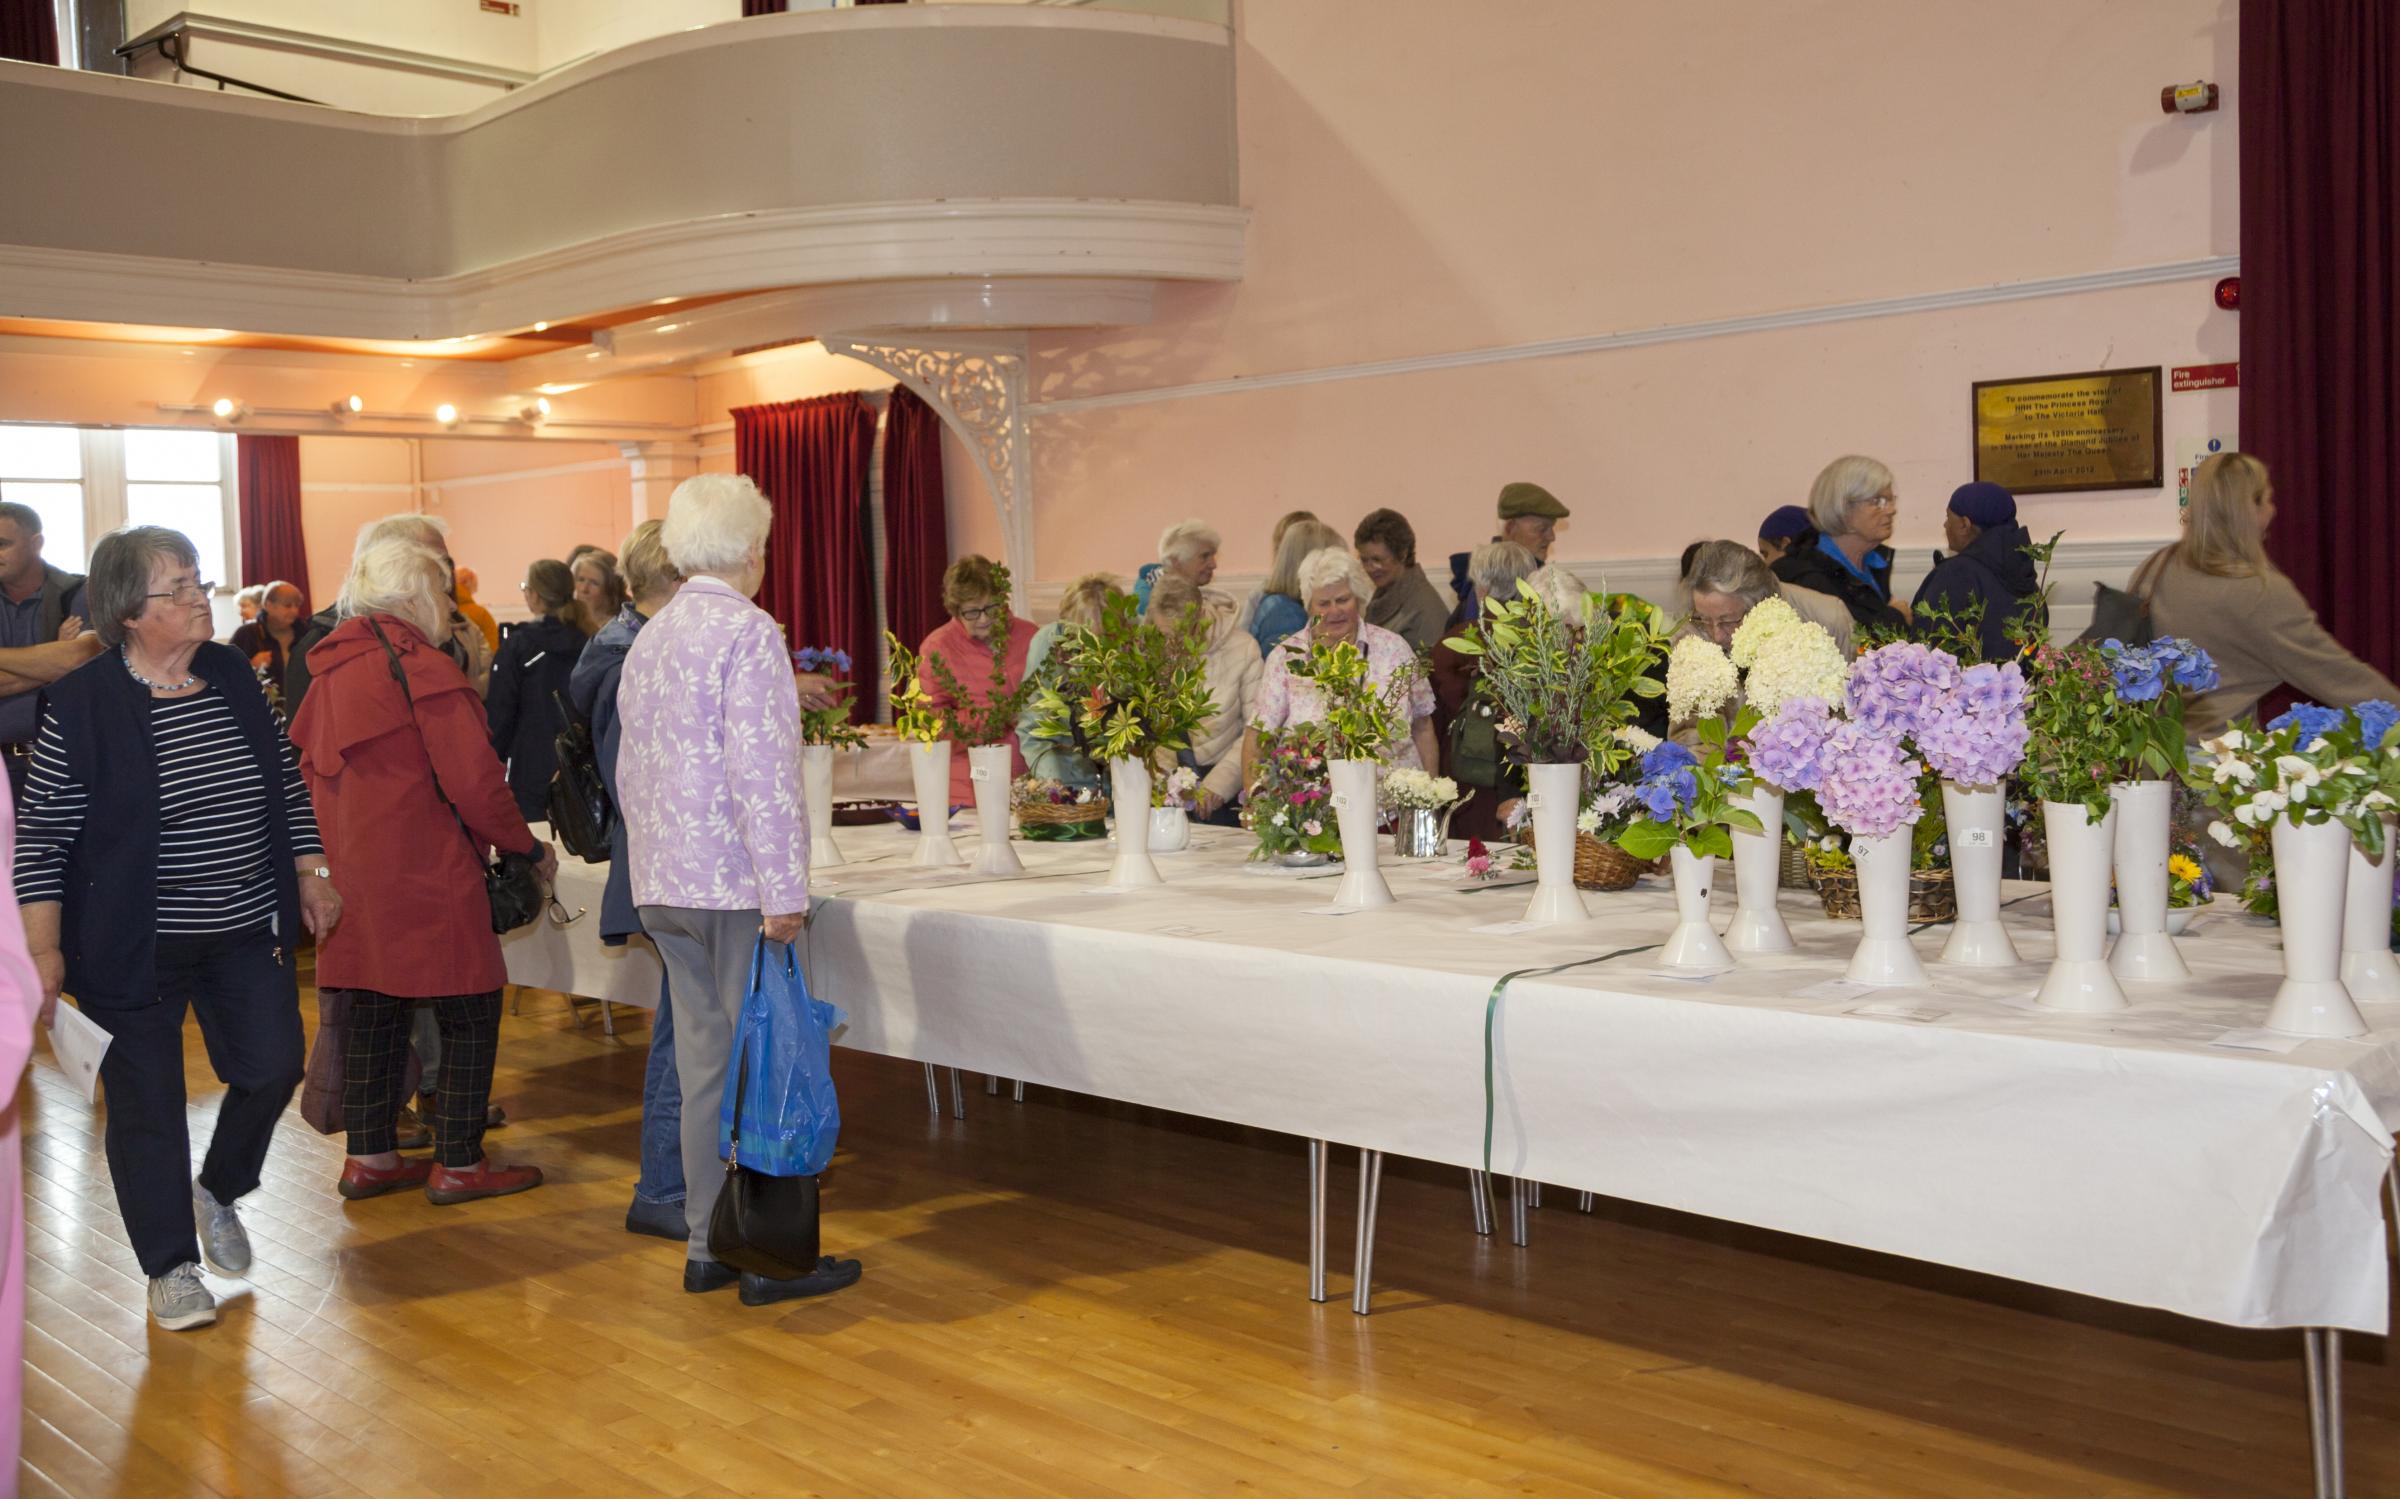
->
xmin=918 ymin=565 xmax=1034 ymax=747
xmin=1442 ymin=581 xmax=1666 ymax=781
xmin=1027 ymin=591 xmax=1216 ymax=764
xmin=1281 ymin=635 xmax=1423 ymax=761
xmin=882 ymin=632 xmax=950 ymax=745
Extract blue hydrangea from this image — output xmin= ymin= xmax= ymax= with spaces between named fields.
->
xmin=2266 ymin=702 xmax=2347 ymax=743
xmin=2353 ymin=699 xmax=2400 ymax=751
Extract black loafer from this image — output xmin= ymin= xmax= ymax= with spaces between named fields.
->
xmin=738 ymin=1257 xmax=863 ymax=1306
xmin=683 ymin=1259 xmax=738 ymax=1294
xmin=626 ymin=1203 xmax=686 ymax=1241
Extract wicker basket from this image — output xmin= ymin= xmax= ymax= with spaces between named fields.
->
xmin=1017 ymin=800 xmax=1109 ymax=841
xmin=1811 ymin=863 xmax=1958 ymax=922
xmin=1519 ymin=824 xmax=1651 ymax=891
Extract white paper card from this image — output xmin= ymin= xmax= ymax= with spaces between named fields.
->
xmin=1795 ymin=979 xmax=1876 ymax=1003
xmin=1524 ymin=791 xmax=1544 ymax=810
xmin=1653 ymin=965 xmax=1733 ymax=983
xmin=2210 ymin=1028 xmax=2309 ymax=1054
xmin=970 ymin=764 xmax=994 ymax=782
xmin=1957 ymin=827 xmax=1995 ymax=849
xmin=1850 ymin=1002 xmax=1950 ymax=1023
xmin=1331 ymin=792 xmax=1352 ymax=809
xmin=1470 ymin=919 xmax=1543 ymax=936
xmin=1153 ymin=924 xmax=1219 ymax=938
xmin=47 ymin=1003 xmax=109 ymax=1101
xmin=1301 ymin=905 xmax=1358 ymax=918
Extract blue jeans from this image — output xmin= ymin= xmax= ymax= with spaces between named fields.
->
xmin=632 ymin=969 xmax=684 ymax=1213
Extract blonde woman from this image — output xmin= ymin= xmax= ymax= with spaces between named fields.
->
xmin=1247 ymin=519 xmax=1345 ymax=657
xmin=1770 ymin=454 xmax=1907 ymax=630
xmin=2140 ymin=452 xmax=2396 ymax=738
xmin=1018 ymin=572 xmax=1122 ymax=790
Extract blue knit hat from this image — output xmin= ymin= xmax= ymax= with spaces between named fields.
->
xmin=1948 ymin=481 xmax=2016 ymax=528
xmin=1757 ymin=504 xmax=1813 ymax=542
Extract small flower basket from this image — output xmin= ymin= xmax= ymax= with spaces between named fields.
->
xmin=1013 ymin=777 xmax=1108 ymax=841
xmin=1518 ymin=820 xmax=1648 ymax=891
xmin=1811 ymin=861 xmax=1956 ymax=923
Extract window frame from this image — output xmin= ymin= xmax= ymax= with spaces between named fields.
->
xmin=0 ymin=426 xmax=241 ymax=593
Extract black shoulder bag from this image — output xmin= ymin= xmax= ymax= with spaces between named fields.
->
xmin=2078 ymin=547 xmax=2169 ymax=646
xmin=365 ymin=617 xmax=546 ymax=934
xmin=546 ymin=690 xmax=614 ymax=864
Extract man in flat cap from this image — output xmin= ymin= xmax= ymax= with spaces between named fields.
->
xmin=1911 ymin=481 xmax=2043 ymax=663
xmin=1449 ymin=481 xmax=1571 ymax=626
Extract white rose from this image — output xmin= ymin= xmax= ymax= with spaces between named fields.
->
xmin=2207 ymin=819 xmax=2237 ymax=847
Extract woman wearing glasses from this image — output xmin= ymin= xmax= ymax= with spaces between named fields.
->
xmin=13 ymin=527 xmax=338 ymax=1332
xmin=916 ymin=554 xmax=1039 ymax=806
xmin=1769 ymin=454 xmax=1910 ymax=632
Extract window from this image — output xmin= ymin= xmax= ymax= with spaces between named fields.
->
xmin=0 ymin=426 xmax=237 ymax=586
xmin=0 ymin=425 xmax=86 ymax=567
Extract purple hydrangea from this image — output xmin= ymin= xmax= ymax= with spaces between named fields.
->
xmin=1845 ymin=642 xmax=1961 ymax=740
xmin=793 ymin=645 xmax=853 ymax=675
xmin=1813 ymin=721 xmax=1924 ymax=841
xmin=1916 ymin=661 xmax=2031 ymax=786
xmin=1745 ymin=697 xmax=1836 ymax=792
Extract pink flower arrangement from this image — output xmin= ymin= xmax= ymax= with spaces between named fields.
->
xmin=1812 ymin=720 xmax=1925 ymax=841
xmin=1914 ymin=661 xmax=2031 ymax=788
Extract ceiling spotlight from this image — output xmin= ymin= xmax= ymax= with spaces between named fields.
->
xmin=434 ymin=403 xmax=460 ymax=426
xmin=652 ymin=296 xmax=680 ymax=306
xmin=332 ymin=395 xmax=365 ymax=416
xmin=210 ymin=397 xmax=247 ymax=423
xmin=532 ymin=321 xmax=549 ymax=333
xmin=518 ymin=397 xmax=551 ymax=424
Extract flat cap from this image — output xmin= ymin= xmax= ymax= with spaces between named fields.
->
xmin=1497 ymin=482 xmax=1568 ymax=521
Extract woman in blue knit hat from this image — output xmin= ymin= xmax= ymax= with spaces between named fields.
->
xmin=1911 ymin=481 xmax=2043 ymax=662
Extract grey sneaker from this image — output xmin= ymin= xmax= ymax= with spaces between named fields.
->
xmin=149 ymin=1262 xmax=217 ymax=1332
xmin=193 ymin=1180 xmax=251 ymax=1277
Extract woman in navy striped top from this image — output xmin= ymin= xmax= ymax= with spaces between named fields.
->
xmin=12 ymin=527 xmax=340 ymax=1333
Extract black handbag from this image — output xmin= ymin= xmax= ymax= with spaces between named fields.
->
xmin=2077 ymin=547 xmax=2168 ymax=646
xmin=706 ymin=1040 xmax=823 ymax=1280
xmin=545 ymin=690 xmax=615 ymax=864
xmin=365 ymin=617 xmax=546 ymax=935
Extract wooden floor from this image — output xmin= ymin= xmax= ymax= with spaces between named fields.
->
xmin=16 ymin=983 xmax=2398 ymax=1499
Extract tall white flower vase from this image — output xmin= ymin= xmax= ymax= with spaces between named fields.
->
xmin=1658 ymin=847 xmax=1731 ymax=970
xmin=1938 ymin=781 xmax=2015 ymax=966
xmin=906 ymin=740 xmax=964 ymax=868
xmin=1104 ymin=756 xmax=1165 ymax=888
xmin=799 ymin=743 xmax=846 ymax=871
xmin=965 ymin=743 xmax=1024 ymax=877
xmin=2341 ymin=818 xmax=2400 ymax=1001
xmin=1522 ymin=762 xmax=1590 ymax=926
xmin=2267 ymin=817 xmax=2368 ymax=1037
xmin=2108 ymin=780 xmax=2189 ymax=983
xmin=1327 ymin=759 xmax=1395 ymax=911
xmin=1845 ymin=829 xmax=1929 ymax=986
xmin=2036 ymin=801 xmax=2126 ymax=1013
xmin=1723 ymin=787 xmax=1793 ymax=954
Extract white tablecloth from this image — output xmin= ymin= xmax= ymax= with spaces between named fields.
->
xmin=509 ymin=815 xmax=2400 ymax=1334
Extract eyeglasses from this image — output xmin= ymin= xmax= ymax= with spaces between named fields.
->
xmin=956 ymin=604 xmax=1001 ymax=623
xmin=143 ymin=580 xmax=215 ymax=604
xmin=1857 ymin=493 xmax=1898 ymax=511
xmin=1693 ymin=612 xmax=1747 ymax=638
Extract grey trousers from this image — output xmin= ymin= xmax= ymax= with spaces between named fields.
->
xmin=639 ymin=904 xmax=762 ymax=1263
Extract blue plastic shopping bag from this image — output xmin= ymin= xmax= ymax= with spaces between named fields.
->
xmin=718 ymin=936 xmax=845 ymax=1177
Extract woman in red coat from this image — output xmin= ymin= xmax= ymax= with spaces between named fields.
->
xmin=290 ymin=535 xmax=556 ymax=1204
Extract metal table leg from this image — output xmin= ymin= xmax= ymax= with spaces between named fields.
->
xmin=1468 ymin=1169 xmax=1494 ymax=1236
xmin=2306 ymin=1327 xmax=2345 ymax=1499
xmin=948 ymin=1067 xmax=966 ymax=1119
xmin=922 ymin=1062 xmax=941 ymax=1116
xmin=986 ymin=1075 xmax=1000 ymax=1096
xmin=599 ymin=1000 xmax=615 ymax=1038
xmin=1510 ymin=1175 xmax=1530 ymax=1246
xmin=1306 ymin=1139 xmax=1328 ymax=1303
xmin=1012 ymin=1079 xmax=1026 ymax=1103
xmin=1575 ymin=1190 xmax=1595 ymax=1213
xmin=1530 ymin=1181 xmax=1543 ymax=1209
xmin=1351 ymin=1148 xmax=1384 ymax=1316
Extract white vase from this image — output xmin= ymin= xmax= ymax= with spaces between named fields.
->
xmin=2107 ymin=780 xmax=2188 ymax=983
xmin=965 ymin=742 xmax=1023 ymax=876
xmin=1327 ymin=758 xmax=1395 ymax=910
xmin=1723 ymin=786 xmax=1793 ymax=954
xmin=906 ymin=740 xmax=963 ymax=868
xmin=1658 ymin=847 xmax=1731 ymax=970
xmin=1148 ymin=806 xmax=1191 ymax=853
xmin=1105 ymin=757 xmax=1164 ymax=888
xmin=799 ymin=742 xmax=846 ymax=871
xmin=1522 ymin=761 xmax=1589 ymax=926
xmin=2036 ymin=800 xmax=2125 ymax=1012
xmin=2341 ymin=818 xmax=2400 ymax=1001
xmin=1938 ymin=781 xmax=2015 ymax=965
xmin=1844 ymin=829 xmax=1928 ymax=986
xmin=2267 ymin=817 xmax=2367 ymax=1037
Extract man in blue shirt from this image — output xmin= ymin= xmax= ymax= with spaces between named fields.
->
xmin=0 ymin=503 xmax=102 ymax=800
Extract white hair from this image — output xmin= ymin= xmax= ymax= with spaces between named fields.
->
xmin=1807 ymin=455 xmax=1894 ymax=536
xmin=337 ymin=534 xmax=450 ymax=643
xmin=1296 ymin=545 xmax=1373 ymax=605
xmin=1468 ymin=540 xmax=1538 ymax=598
xmin=1157 ymin=518 xmax=1221 ymax=565
xmin=663 ymin=473 xmax=773 ymax=574
xmin=358 ymin=512 xmax=447 ymax=555
xmin=1525 ymin=563 xmax=1592 ymax=624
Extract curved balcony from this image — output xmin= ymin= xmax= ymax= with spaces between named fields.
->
xmin=0 ymin=7 xmax=1242 ymax=340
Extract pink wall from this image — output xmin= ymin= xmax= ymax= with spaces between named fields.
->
xmin=1027 ymin=0 xmax=2241 ymax=581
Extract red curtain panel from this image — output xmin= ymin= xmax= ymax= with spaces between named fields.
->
xmin=236 ymin=434 xmax=310 ymax=609
xmin=740 ymin=0 xmax=787 ymax=15
xmin=882 ymin=385 xmax=951 ymax=654
xmin=736 ymin=392 xmax=879 ymax=715
xmin=2240 ymin=0 xmax=2400 ymax=686
xmin=0 ymin=0 xmax=58 ymax=64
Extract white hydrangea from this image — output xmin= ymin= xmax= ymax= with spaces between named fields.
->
xmin=1666 ymin=635 xmax=1739 ymax=724
xmin=1741 ymin=616 xmax=1849 ymax=719
xmin=1612 ymin=725 xmax=1662 ymax=753
xmin=1726 ymin=596 xmax=1802 ymax=669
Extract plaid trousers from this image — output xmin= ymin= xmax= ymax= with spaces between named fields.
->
xmin=335 ymin=987 xmax=502 ymax=1168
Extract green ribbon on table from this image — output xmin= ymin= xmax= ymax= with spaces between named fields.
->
xmin=1481 ymin=943 xmax=1659 ymax=1177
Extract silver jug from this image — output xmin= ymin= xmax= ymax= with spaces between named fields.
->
xmin=1392 ymin=790 xmax=1473 ymax=859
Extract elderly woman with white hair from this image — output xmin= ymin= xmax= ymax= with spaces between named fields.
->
xmin=1769 ymin=454 xmax=1908 ymax=630
xmin=1242 ymin=546 xmax=1436 ymax=787
xmin=1134 ymin=518 xmax=1220 ymax=614
xmin=1680 ymin=540 xmax=1855 ymax=658
xmin=291 ymin=533 xmax=552 ymax=1212
xmin=1148 ymin=571 xmax=1260 ymax=821
xmin=616 ymin=473 xmax=861 ymax=1308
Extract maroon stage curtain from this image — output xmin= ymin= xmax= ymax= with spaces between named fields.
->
xmin=0 ymin=0 xmax=58 ymax=64
xmin=237 ymin=434 xmax=310 ymax=609
xmin=736 ymin=392 xmax=878 ymax=716
xmin=740 ymin=0 xmax=786 ymax=15
xmin=2240 ymin=0 xmax=2400 ymax=687
xmin=882 ymin=385 xmax=951 ymax=654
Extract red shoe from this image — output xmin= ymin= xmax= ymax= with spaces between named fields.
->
xmin=339 ymin=1156 xmax=436 ymax=1200
xmin=424 ymin=1157 xmax=545 ymax=1206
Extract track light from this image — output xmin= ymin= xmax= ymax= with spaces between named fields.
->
xmin=517 ymin=397 xmax=552 ymax=425
xmin=532 ymin=321 xmax=549 ymax=333
xmin=210 ymin=397 xmax=247 ymax=424
xmin=434 ymin=403 xmax=460 ymax=426
xmin=331 ymin=395 xmax=364 ymax=417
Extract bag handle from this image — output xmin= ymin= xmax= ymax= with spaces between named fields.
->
xmin=365 ymin=615 xmax=505 ymax=869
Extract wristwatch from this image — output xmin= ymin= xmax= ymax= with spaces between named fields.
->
xmin=303 ymin=865 xmax=332 ymax=880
